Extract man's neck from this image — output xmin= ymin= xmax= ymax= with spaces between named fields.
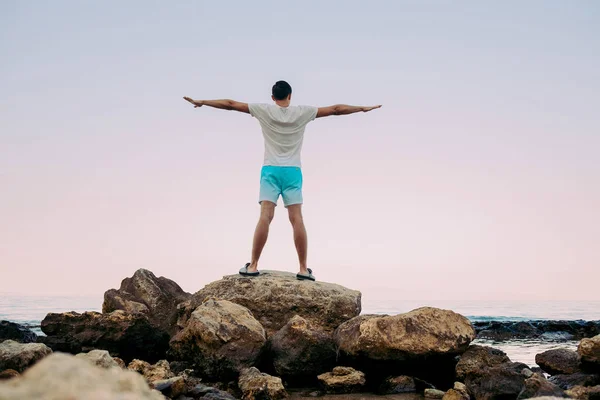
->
xmin=274 ymin=99 xmax=290 ymax=107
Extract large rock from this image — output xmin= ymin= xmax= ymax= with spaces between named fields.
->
xmin=0 ymin=352 xmax=163 ymax=400
xmin=189 ymin=383 xmax=237 ymax=400
xmin=566 ymin=385 xmax=600 ymax=400
xmin=103 ymin=268 xmax=191 ymax=336
xmin=178 ymin=270 xmax=361 ymax=336
xmin=317 ymin=366 xmax=366 ymax=394
xmin=464 ymin=361 xmax=529 ymax=400
xmin=75 ymin=349 xmax=120 ymax=369
xmin=168 ymin=299 xmax=266 ymax=380
xmin=270 ymin=315 xmax=336 ymax=380
xmin=549 ymin=373 xmax=600 ymax=390
xmin=238 ymin=367 xmax=287 ymax=400
xmin=456 ymin=345 xmax=511 ymax=381
xmin=40 ymin=310 xmax=169 ymax=363
xmin=517 ymin=373 xmax=566 ymax=399
xmin=535 ymin=349 xmax=581 ymax=375
xmin=378 ymin=375 xmax=416 ymax=394
xmin=127 ymin=359 xmax=174 ymax=383
xmin=579 ymin=335 xmax=600 ymax=370
xmin=0 ymin=340 xmax=52 ymax=373
xmin=0 ymin=321 xmax=37 ymax=344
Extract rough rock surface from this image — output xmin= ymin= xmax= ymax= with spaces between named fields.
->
xmin=565 ymin=385 xmax=600 ymax=400
xmin=579 ymin=335 xmax=600 ymax=370
xmin=473 ymin=320 xmax=600 ymax=341
xmin=270 ymin=315 xmax=336 ymax=379
xmin=169 ymin=299 xmax=266 ymax=379
xmin=378 ymin=375 xmax=416 ymax=394
xmin=127 ymin=359 xmax=174 ymax=383
xmin=535 ymin=348 xmax=581 ymax=375
xmin=189 ymin=383 xmax=237 ymax=400
xmin=178 ymin=270 xmax=361 ymax=336
xmin=424 ymin=389 xmax=446 ymax=399
xmin=317 ymin=366 xmax=366 ymax=394
xmin=464 ymin=361 xmax=529 ymax=400
xmin=0 ymin=370 xmax=19 ymax=380
xmin=443 ymin=388 xmax=469 ymax=400
xmin=0 ymin=352 xmax=163 ymax=400
xmin=456 ymin=345 xmax=511 ymax=381
xmin=0 ymin=340 xmax=52 ymax=373
xmin=0 ymin=321 xmax=37 ymax=344
xmin=517 ymin=373 xmax=566 ymax=399
xmin=103 ymin=268 xmax=191 ymax=336
xmin=549 ymin=373 xmax=600 ymax=390
xmin=238 ymin=367 xmax=287 ymax=400
xmin=75 ymin=349 xmax=120 ymax=369
xmin=40 ymin=310 xmax=169 ymax=362
xmin=152 ymin=375 xmax=186 ymax=398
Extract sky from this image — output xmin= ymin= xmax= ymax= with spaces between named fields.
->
xmin=1 ymin=1 xmax=599 ymax=302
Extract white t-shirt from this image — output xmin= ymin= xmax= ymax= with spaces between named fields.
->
xmin=249 ymin=103 xmax=318 ymax=167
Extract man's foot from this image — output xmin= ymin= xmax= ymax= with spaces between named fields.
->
xmin=296 ymin=268 xmax=315 ymax=281
xmin=239 ymin=263 xmax=260 ymax=277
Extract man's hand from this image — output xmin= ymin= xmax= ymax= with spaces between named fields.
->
xmin=363 ymin=105 xmax=382 ymax=112
xmin=183 ymin=97 xmax=203 ymax=108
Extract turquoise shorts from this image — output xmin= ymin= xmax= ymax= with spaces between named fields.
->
xmin=259 ymin=166 xmax=303 ymax=207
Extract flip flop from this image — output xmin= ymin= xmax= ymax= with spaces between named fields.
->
xmin=239 ymin=263 xmax=260 ymax=277
xmin=296 ymin=268 xmax=315 ymax=281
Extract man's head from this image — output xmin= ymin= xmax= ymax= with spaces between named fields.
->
xmin=272 ymin=80 xmax=292 ymax=102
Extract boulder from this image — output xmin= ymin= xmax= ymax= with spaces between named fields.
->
xmin=103 ymin=268 xmax=191 ymax=336
xmin=0 ymin=340 xmax=52 ymax=373
xmin=269 ymin=315 xmax=336 ymax=380
xmin=517 ymin=373 xmax=566 ymax=399
xmin=317 ymin=366 xmax=366 ymax=394
xmin=549 ymin=373 xmax=600 ymax=390
xmin=456 ymin=345 xmax=511 ymax=381
xmin=425 ymin=389 xmax=447 ymax=399
xmin=579 ymin=335 xmax=600 ymax=370
xmin=238 ymin=367 xmax=287 ymax=400
xmin=0 ymin=370 xmax=19 ymax=380
xmin=178 ymin=270 xmax=361 ymax=336
xmin=188 ymin=383 xmax=237 ymax=400
xmin=40 ymin=310 xmax=170 ymax=363
xmin=0 ymin=321 xmax=37 ymax=344
xmin=535 ymin=349 xmax=581 ymax=375
xmin=443 ymin=388 xmax=470 ymax=400
xmin=127 ymin=359 xmax=174 ymax=383
xmin=168 ymin=299 xmax=266 ymax=380
xmin=565 ymin=385 xmax=600 ymax=400
xmin=378 ymin=375 xmax=416 ymax=394
xmin=152 ymin=375 xmax=186 ymax=398
xmin=75 ymin=349 xmax=120 ymax=369
xmin=464 ymin=361 xmax=529 ymax=400
xmin=0 ymin=352 xmax=163 ymax=399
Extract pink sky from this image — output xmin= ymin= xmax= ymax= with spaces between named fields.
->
xmin=1 ymin=2 xmax=599 ymax=301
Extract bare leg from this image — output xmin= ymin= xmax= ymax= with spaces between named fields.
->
xmin=287 ymin=204 xmax=308 ymax=274
xmin=249 ymin=201 xmax=276 ymax=272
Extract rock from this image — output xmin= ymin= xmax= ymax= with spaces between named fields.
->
xmin=168 ymin=299 xmax=266 ymax=380
xmin=40 ymin=310 xmax=170 ymax=363
xmin=425 ymin=389 xmax=446 ymax=399
xmin=565 ymin=385 xmax=600 ymax=400
xmin=549 ymin=373 xmax=600 ymax=390
xmin=456 ymin=345 xmax=511 ymax=381
xmin=472 ymin=320 xmax=600 ymax=341
xmin=535 ymin=349 xmax=581 ymax=375
xmin=103 ymin=268 xmax=191 ymax=336
xmin=0 ymin=321 xmax=37 ymax=344
xmin=0 ymin=340 xmax=52 ymax=373
xmin=75 ymin=349 xmax=120 ymax=369
xmin=464 ymin=362 xmax=529 ymax=400
xmin=178 ymin=270 xmax=361 ymax=336
xmin=0 ymin=370 xmax=19 ymax=380
xmin=113 ymin=357 xmax=126 ymax=368
xmin=317 ymin=366 xmax=366 ymax=394
xmin=378 ymin=375 xmax=416 ymax=394
xmin=517 ymin=373 xmax=566 ymax=399
xmin=188 ymin=383 xmax=237 ymax=400
xmin=579 ymin=335 xmax=600 ymax=370
xmin=128 ymin=359 xmax=174 ymax=383
xmin=238 ymin=367 xmax=287 ymax=400
xmin=455 ymin=382 xmax=468 ymax=393
xmin=443 ymin=388 xmax=469 ymax=400
xmin=0 ymin=352 xmax=164 ymax=399
xmin=152 ymin=376 xmax=186 ymax=398
xmin=270 ymin=315 xmax=336 ymax=380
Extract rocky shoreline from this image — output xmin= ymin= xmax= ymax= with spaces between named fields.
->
xmin=1 ymin=268 xmax=599 ymax=400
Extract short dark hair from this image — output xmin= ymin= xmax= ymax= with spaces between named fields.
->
xmin=272 ymin=80 xmax=292 ymax=100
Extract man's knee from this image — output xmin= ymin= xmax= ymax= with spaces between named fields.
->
xmin=260 ymin=202 xmax=276 ymax=223
xmin=288 ymin=207 xmax=303 ymax=226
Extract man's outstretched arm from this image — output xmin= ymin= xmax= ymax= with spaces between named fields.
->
xmin=183 ymin=97 xmax=249 ymax=113
xmin=316 ymin=104 xmax=381 ymax=118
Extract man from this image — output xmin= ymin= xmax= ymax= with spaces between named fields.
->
xmin=184 ymin=81 xmax=381 ymax=281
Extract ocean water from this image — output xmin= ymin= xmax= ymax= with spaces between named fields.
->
xmin=1 ymin=293 xmax=598 ymax=368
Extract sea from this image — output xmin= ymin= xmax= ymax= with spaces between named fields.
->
xmin=1 ymin=293 xmax=599 ymax=369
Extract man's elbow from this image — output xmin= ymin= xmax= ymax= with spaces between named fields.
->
xmin=332 ymin=105 xmax=343 ymax=115
xmin=225 ymin=100 xmax=236 ymax=110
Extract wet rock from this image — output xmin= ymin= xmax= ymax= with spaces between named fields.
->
xmin=128 ymin=358 xmax=174 ymax=383
xmin=168 ymin=299 xmax=266 ymax=380
xmin=472 ymin=320 xmax=600 ymax=341
xmin=238 ymin=367 xmax=287 ymax=400
xmin=425 ymin=388 xmax=446 ymax=399
xmin=464 ymin=361 xmax=529 ymax=400
xmin=270 ymin=315 xmax=336 ymax=380
xmin=548 ymin=372 xmax=600 ymax=390
xmin=535 ymin=348 xmax=581 ymax=375
xmin=75 ymin=349 xmax=120 ymax=369
xmin=456 ymin=345 xmax=511 ymax=381
xmin=579 ymin=335 xmax=600 ymax=371
xmin=0 ymin=369 xmax=19 ymax=380
xmin=152 ymin=375 xmax=186 ymax=398
xmin=0 ymin=339 xmax=52 ymax=373
xmin=103 ymin=268 xmax=191 ymax=336
xmin=378 ymin=375 xmax=416 ymax=394
xmin=0 ymin=352 xmax=163 ymax=399
xmin=40 ymin=310 xmax=170 ymax=363
xmin=517 ymin=373 xmax=566 ymax=399
xmin=0 ymin=321 xmax=37 ymax=344
xmin=317 ymin=366 xmax=366 ymax=394
xmin=178 ymin=270 xmax=361 ymax=336
xmin=188 ymin=383 xmax=237 ymax=400
xmin=565 ymin=385 xmax=600 ymax=400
